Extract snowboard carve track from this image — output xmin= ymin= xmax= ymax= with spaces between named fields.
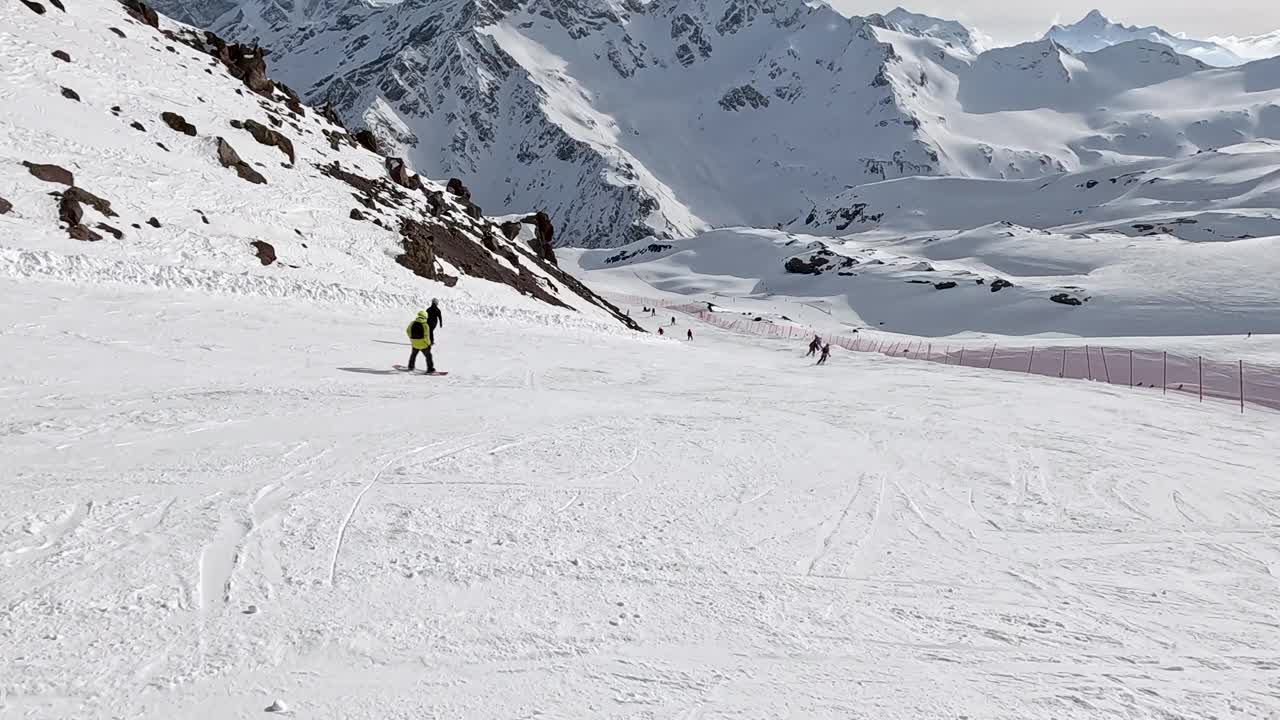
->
xmin=327 ymin=435 xmax=486 ymax=585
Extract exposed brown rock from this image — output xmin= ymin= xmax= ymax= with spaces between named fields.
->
xmin=95 ymin=222 xmax=124 ymax=239
xmin=65 ymin=187 xmax=118 ymax=218
xmin=68 ymin=224 xmax=103 ymax=241
xmin=521 ymin=211 xmax=558 ymax=265
xmin=65 ymin=185 xmax=118 ymax=217
xmin=52 ymin=50 xmax=72 ymax=62
xmin=60 ymin=87 xmax=81 ymax=101
xmin=215 ymin=137 xmax=266 ymax=184
xmin=349 ymin=208 xmax=364 ymax=221
xmin=354 ymin=129 xmax=379 ymax=154
xmin=250 ymin=240 xmax=276 ymax=266
xmin=161 ymin=111 xmax=197 ymax=136
xmin=319 ymin=103 xmax=346 ymax=130
xmin=385 ymin=157 xmax=421 ymax=190
xmin=0 ymin=197 xmax=12 ymax=215
xmin=60 ymin=192 xmax=84 ymax=226
xmin=240 ymin=119 xmax=295 ymax=163
xmin=23 ymin=162 xmax=74 ymax=186
xmin=445 ymin=177 xmax=470 ymax=200
xmin=122 ymin=0 xmax=159 ymax=28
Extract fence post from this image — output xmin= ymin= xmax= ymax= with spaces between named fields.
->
xmin=958 ymin=347 xmax=965 ymax=367
xmin=926 ymin=344 xmax=932 ymax=362
xmin=1101 ymin=348 xmax=1111 ymax=384
xmin=1129 ymin=350 xmax=1134 ymax=388
xmin=944 ymin=347 xmax=950 ymax=365
xmin=1026 ymin=347 xmax=1035 ymax=373
xmin=1060 ymin=347 xmax=1067 ymax=378
xmin=1086 ymin=345 xmax=1092 ymax=380
xmin=1162 ymin=352 xmax=1167 ymax=395
xmin=1240 ymin=360 xmax=1245 ymax=413
xmin=1198 ymin=357 xmax=1203 ymax=402
xmin=987 ymin=345 xmax=997 ymax=369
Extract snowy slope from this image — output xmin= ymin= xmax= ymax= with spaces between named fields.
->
xmin=573 ymin=225 xmax=1280 ymax=339
xmin=1045 ymin=10 xmax=1249 ymax=67
xmin=0 ymin=0 xmax=637 ymax=330
xmin=4 ymin=274 xmax=1280 ymax=719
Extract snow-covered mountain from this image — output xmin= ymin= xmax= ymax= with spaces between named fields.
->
xmin=1 ymin=0 xmax=637 ymax=330
xmin=136 ymin=0 xmax=1280 ymax=248
xmin=883 ymin=6 xmax=979 ymax=54
xmin=1211 ymin=30 xmax=1280 ymax=62
xmin=1045 ymin=10 xmax=1247 ymax=67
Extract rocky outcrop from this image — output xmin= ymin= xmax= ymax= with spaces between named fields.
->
xmin=161 ymin=111 xmax=197 ymax=136
xmin=525 ymin=212 xmax=557 ymax=265
xmin=23 ymin=162 xmax=74 ymax=186
xmin=385 ymin=157 xmax=422 ymax=190
xmin=241 ymin=119 xmax=295 ymax=163
xmin=0 ymin=197 xmax=11 ymax=215
xmin=52 ymin=50 xmax=71 ymax=62
xmin=934 ymin=281 xmax=957 ymax=290
xmin=990 ymin=278 xmax=1013 ymax=292
xmin=60 ymin=87 xmax=81 ymax=101
xmin=216 ymin=137 xmax=266 ymax=184
xmin=1050 ymin=293 xmax=1084 ymax=306
xmin=354 ymin=129 xmax=379 ymax=154
xmin=19 ymin=0 xmax=45 ymax=15
xmin=250 ymin=240 xmax=276 ymax=265
xmin=785 ymin=255 xmax=828 ymax=275
xmin=122 ymin=0 xmax=159 ymax=28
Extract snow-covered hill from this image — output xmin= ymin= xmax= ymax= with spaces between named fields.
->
xmin=1 ymin=0 xmax=637 ymax=330
xmin=140 ymin=0 xmax=1280 ymax=247
xmin=1045 ymin=10 xmax=1248 ymax=67
xmin=573 ymin=223 xmax=1280 ymax=339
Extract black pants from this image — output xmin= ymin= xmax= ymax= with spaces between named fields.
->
xmin=409 ymin=347 xmax=435 ymax=372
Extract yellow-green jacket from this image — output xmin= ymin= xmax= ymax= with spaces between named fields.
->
xmin=406 ymin=311 xmax=432 ymax=349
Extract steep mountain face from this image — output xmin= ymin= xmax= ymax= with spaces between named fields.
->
xmin=142 ymin=0 xmax=971 ymax=246
xmin=138 ymin=0 xmax=1280 ymax=249
xmin=883 ymin=6 xmax=978 ymax=54
xmin=1211 ymin=30 xmax=1280 ymax=61
xmin=2 ymin=0 xmax=638 ymax=330
xmin=1045 ymin=10 xmax=1247 ymax=67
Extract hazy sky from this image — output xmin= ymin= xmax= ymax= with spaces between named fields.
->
xmin=829 ymin=1 xmax=1280 ymax=46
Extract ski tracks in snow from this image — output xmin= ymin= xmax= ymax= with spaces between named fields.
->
xmin=327 ymin=433 xmax=487 ymax=585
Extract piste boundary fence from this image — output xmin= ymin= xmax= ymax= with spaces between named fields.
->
xmin=606 ymin=292 xmax=1280 ymax=414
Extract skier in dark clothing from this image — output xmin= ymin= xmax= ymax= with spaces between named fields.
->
xmin=405 ymin=310 xmax=436 ymax=373
xmin=807 ymin=336 xmax=822 ymax=357
xmin=687 ymin=329 xmax=693 ymax=341
xmin=817 ymin=343 xmax=831 ymax=365
xmin=426 ymin=298 xmax=443 ymax=335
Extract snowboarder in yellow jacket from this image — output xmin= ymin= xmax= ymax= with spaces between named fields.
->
xmin=405 ymin=310 xmax=435 ymax=373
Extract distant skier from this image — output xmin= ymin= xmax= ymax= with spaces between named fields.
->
xmin=670 ymin=316 xmax=676 ymax=326
xmin=807 ymin=336 xmax=822 ymax=357
xmin=817 ymin=343 xmax=831 ymax=365
xmin=658 ymin=327 xmax=664 ymax=336
xmin=426 ymin=298 xmax=443 ymax=337
xmin=405 ymin=310 xmax=436 ymax=373
xmin=687 ymin=329 xmax=693 ymax=341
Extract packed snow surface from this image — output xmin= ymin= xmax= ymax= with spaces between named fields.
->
xmin=2 ymin=275 xmax=1279 ymax=718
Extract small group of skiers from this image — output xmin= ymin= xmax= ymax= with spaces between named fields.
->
xmin=641 ymin=307 xmax=659 ymax=317
xmin=404 ymin=299 xmax=444 ymax=374
xmin=807 ymin=335 xmax=831 ymax=365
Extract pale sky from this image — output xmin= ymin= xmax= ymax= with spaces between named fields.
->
xmin=829 ymin=1 xmax=1280 ymax=46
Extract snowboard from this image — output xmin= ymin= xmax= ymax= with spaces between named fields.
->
xmin=393 ymin=365 xmax=449 ymax=376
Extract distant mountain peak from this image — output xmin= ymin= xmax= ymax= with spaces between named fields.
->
xmin=1044 ymin=9 xmax=1247 ymax=66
